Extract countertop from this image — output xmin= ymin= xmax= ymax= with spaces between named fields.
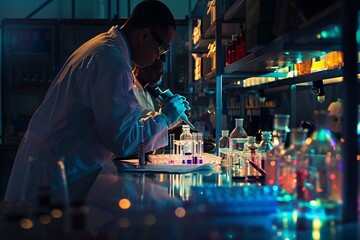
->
xmin=83 ymin=160 xmax=360 ymax=240
xmin=1 ymin=159 xmax=359 ymax=239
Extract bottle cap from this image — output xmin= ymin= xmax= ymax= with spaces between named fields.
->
xmin=261 ymin=131 xmax=272 ymax=139
xmin=273 ymin=114 xmax=290 ymax=131
xmin=182 ymin=125 xmax=190 ymax=130
xmin=247 ymin=136 xmax=256 ymax=144
xmin=290 ymin=128 xmax=308 ymax=145
xmin=221 ymin=130 xmax=229 ymax=135
xmin=235 ymin=118 xmax=244 ymax=127
xmin=261 ymin=131 xmax=272 ymax=136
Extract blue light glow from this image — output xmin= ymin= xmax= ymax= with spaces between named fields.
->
xmin=319 ymin=24 xmax=341 ymax=39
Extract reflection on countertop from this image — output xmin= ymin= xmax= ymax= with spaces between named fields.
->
xmin=84 ymin=161 xmax=359 ymax=240
xmin=0 ymin=160 xmax=359 ymax=239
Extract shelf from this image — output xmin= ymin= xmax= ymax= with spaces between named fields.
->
xmin=224 ymin=0 xmax=245 ymax=22
xmin=289 ymin=1 xmax=342 ymax=45
xmin=192 ymin=1 xmax=353 ymax=95
xmin=204 ymin=22 xmax=242 ymax=39
xmin=224 ymin=38 xmax=340 ymax=74
xmin=225 ymin=66 xmax=348 ymax=92
xmin=223 ymin=2 xmax=342 ymax=74
xmin=245 ymin=106 xmax=277 ymax=110
xmin=204 ymin=69 xmax=216 ymax=81
xmin=188 ymin=79 xmax=204 ymax=88
xmin=227 ymin=106 xmax=242 ymax=110
xmin=203 ymin=71 xmax=262 ymax=85
xmin=192 ymin=38 xmax=213 ymax=53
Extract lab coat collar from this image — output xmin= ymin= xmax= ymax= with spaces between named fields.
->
xmin=133 ymin=77 xmax=144 ymax=91
xmin=108 ymin=26 xmax=134 ymax=69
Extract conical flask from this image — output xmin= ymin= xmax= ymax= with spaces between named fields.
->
xmin=229 ymin=118 xmax=248 ymax=151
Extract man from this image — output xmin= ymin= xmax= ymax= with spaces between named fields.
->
xmin=5 ymin=1 xmax=190 ymax=203
xmin=133 ymin=54 xmax=166 ymax=117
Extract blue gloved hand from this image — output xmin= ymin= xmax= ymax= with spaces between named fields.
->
xmin=160 ymin=94 xmax=191 ymax=126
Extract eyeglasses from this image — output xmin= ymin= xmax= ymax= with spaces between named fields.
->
xmin=150 ymin=29 xmax=170 ymax=55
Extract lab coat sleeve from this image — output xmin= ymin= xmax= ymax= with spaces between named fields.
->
xmin=90 ymin=58 xmax=168 ymax=157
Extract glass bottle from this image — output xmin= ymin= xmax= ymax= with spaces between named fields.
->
xmin=245 ymin=136 xmax=258 ymax=178
xmin=230 ymin=35 xmax=237 ymax=64
xmin=258 ymin=131 xmax=273 ymax=170
xmin=180 ymin=125 xmax=192 ymax=163
xmin=233 ymin=34 xmax=240 ymax=62
xmin=272 ymin=114 xmax=290 ymax=150
xmin=265 ymin=114 xmax=290 ymax=185
xmin=258 ymin=131 xmax=273 ymax=152
xmin=239 ymin=23 xmax=246 ymax=59
xmin=218 ymin=130 xmax=230 ymax=160
xmin=225 ymin=40 xmax=231 ymax=66
xmin=255 ymin=125 xmax=263 ymax=142
xmin=299 ymin=110 xmax=343 ymax=211
xmin=197 ymin=132 xmax=204 ymax=164
xmin=192 ymin=133 xmax=198 ymax=164
xmin=229 ymin=118 xmax=248 ymax=152
xmin=277 ymin=128 xmax=307 ymax=204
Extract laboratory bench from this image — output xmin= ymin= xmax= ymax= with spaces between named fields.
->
xmin=0 ymin=159 xmax=359 ymax=239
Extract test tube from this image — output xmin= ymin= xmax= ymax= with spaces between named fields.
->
xmin=192 ymin=133 xmax=198 ymax=154
xmin=192 ymin=133 xmax=198 ymax=164
xmin=138 ymin=120 xmax=145 ymax=166
xmin=198 ymin=132 xmax=204 ymax=155
xmin=169 ymin=133 xmax=175 ymax=154
xmin=198 ymin=132 xmax=204 ymax=164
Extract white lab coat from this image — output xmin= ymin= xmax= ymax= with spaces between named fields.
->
xmin=133 ymin=77 xmax=157 ymax=117
xmin=5 ymin=26 xmax=169 ymax=203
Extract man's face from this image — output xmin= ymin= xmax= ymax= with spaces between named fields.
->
xmin=135 ymin=27 xmax=174 ymax=68
xmin=134 ymin=58 xmax=164 ymax=87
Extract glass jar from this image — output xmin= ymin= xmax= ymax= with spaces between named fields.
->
xmin=265 ymin=114 xmax=290 ymax=185
xmin=229 ymin=118 xmax=248 ymax=151
xmin=218 ymin=130 xmax=230 ymax=161
xmin=299 ymin=110 xmax=343 ymax=212
xmin=277 ymin=128 xmax=308 ymax=206
xmin=180 ymin=125 xmax=192 ymax=157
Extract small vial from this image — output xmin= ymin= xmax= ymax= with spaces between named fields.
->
xmin=180 ymin=125 xmax=192 ymax=155
xmin=169 ymin=133 xmax=175 ymax=154
xmin=198 ymin=132 xmax=204 ymax=164
xmin=138 ymin=121 xmax=145 ymax=166
xmin=218 ymin=130 xmax=230 ymax=160
xmin=192 ymin=133 xmax=198 ymax=164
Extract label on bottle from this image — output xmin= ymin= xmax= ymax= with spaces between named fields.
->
xmin=219 ymin=147 xmax=231 ymax=153
xmin=230 ymin=138 xmax=247 ymax=151
xmin=184 ymin=141 xmax=192 ymax=155
xmin=219 ymin=147 xmax=231 ymax=160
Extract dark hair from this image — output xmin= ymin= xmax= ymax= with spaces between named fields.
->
xmin=125 ymin=0 xmax=176 ymax=32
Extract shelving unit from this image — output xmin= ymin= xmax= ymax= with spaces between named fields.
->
xmin=1 ymin=19 xmax=121 ymax=145
xmin=2 ymin=20 xmax=57 ymax=145
xmin=191 ymin=1 xmax=353 ymax=134
xmin=190 ymin=0 xmax=359 ymax=222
